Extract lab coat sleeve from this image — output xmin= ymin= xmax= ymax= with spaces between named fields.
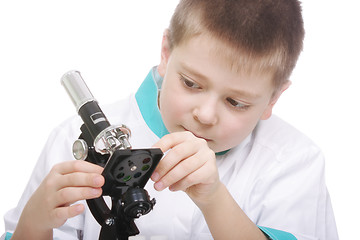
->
xmin=249 ymin=144 xmax=338 ymax=240
xmin=3 ymin=119 xmax=84 ymax=239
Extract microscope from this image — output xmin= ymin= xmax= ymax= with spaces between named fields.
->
xmin=61 ymin=71 xmax=163 ymax=240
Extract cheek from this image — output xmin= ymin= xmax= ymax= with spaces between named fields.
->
xmin=162 ymin=96 xmax=183 ymax=118
xmin=159 ymin=86 xmax=190 ymax=127
xmin=215 ymin=113 xmax=261 ymax=149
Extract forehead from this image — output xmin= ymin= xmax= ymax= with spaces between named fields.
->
xmin=172 ymin=34 xmax=276 ymax=96
xmin=210 ymin=35 xmax=279 ymax=79
xmin=176 ymin=32 xmax=277 ymax=77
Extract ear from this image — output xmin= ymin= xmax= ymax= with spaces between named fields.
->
xmin=157 ymin=29 xmax=171 ymax=77
xmin=261 ymin=80 xmax=291 ymax=120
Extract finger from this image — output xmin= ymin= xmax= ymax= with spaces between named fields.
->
xmin=169 ymin=160 xmax=216 ymax=192
xmin=52 ymin=160 xmax=104 ymax=175
xmin=54 ymin=186 xmax=102 ymax=207
xmin=59 ymin=172 xmax=104 ymax=189
xmin=151 ymin=138 xmax=205 ymax=182
xmin=154 ymin=152 xmax=207 ymax=191
xmin=51 ymin=204 xmax=84 ymax=228
xmin=152 ymin=131 xmax=196 ymax=153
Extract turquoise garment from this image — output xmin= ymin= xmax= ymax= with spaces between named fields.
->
xmin=135 ymin=66 xmax=169 ymax=139
xmin=5 ymin=232 xmax=12 ymax=240
xmin=259 ymin=226 xmax=297 ymax=240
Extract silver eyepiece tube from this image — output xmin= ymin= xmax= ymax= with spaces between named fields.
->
xmin=61 ymin=70 xmax=95 ymax=112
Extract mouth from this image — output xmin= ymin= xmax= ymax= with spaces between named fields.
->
xmin=183 ymin=127 xmax=212 ymax=142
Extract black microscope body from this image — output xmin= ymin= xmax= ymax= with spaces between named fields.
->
xmin=61 ymin=71 xmax=163 ymax=240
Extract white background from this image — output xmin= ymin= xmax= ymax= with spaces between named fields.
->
xmin=0 ymin=0 xmax=359 ymax=239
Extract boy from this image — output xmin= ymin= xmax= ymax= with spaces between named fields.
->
xmin=2 ymin=0 xmax=338 ymax=239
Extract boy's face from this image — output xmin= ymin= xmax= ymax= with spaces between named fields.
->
xmin=158 ymin=33 xmax=285 ymax=153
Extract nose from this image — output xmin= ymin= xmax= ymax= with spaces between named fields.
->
xmin=192 ymin=95 xmax=219 ymax=126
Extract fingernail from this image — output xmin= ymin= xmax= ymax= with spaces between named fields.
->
xmin=151 ymin=172 xmax=159 ymax=182
xmin=91 ymin=188 xmax=101 ymax=196
xmin=94 ymin=176 xmax=103 ymax=186
xmin=154 ymin=181 xmax=164 ymax=191
xmin=75 ymin=204 xmax=84 ymax=213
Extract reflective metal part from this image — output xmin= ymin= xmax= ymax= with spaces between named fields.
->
xmin=94 ymin=124 xmax=132 ymax=154
xmin=61 ymin=70 xmax=95 ymax=112
xmin=105 ymin=217 xmax=115 ymax=226
xmin=72 ymin=139 xmax=89 ymax=161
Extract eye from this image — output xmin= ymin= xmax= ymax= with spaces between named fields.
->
xmin=226 ymin=97 xmax=250 ymax=110
xmin=180 ymin=75 xmax=201 ymax=89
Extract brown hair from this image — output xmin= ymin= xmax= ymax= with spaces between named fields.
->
xmin=168 ymin=0 xmax=305 ymax=91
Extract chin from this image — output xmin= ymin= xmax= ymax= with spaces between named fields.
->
xmin=207 ymin=142 xmax=222 ymax=152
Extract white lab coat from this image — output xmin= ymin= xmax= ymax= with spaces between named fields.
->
xmin=2 ymin=68 xmax=338 ymax=240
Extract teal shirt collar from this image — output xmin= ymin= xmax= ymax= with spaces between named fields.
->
xmin=135 ymin=67 xmax=169 ymax=139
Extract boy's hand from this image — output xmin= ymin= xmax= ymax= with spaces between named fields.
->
xmin=13 ymin=160 xmax=104 ymax=239
xmin=151 ymin=131 xmax=220 ymax=207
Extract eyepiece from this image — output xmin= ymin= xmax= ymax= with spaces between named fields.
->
xmin=61 ymin=70 xmax=95 ymax=112
xmin=61 ymin=70 xmax=110 ymax=140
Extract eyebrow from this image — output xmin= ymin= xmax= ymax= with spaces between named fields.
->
xmin=231 ymin=87 xmax=262 ymax=101
xmin=180 ymin=62 xmax=209 ymax=82
xmin=180 ymin=62 xmax=262 ymax=100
